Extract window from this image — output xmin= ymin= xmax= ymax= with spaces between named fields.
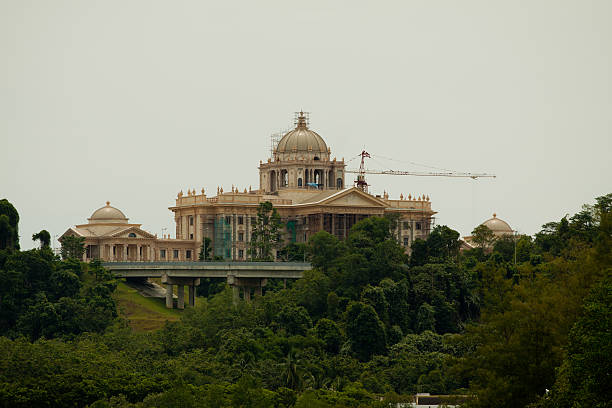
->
xmin=238 ymin=216 xmax=244 ymax=225
xmin=160 ymin=249 xmax=166 ymax=258
xmin=173 ymin=250 xmax=179 ymax=259
xmin=139 ymin=246 xmax=142 ymax=256
xmin=113 ymin=246 xmax=116 ymax=255
xmin=251 ymin=217 xmax=256 ymax=225
xmin=403 ymin=222 xmax=410 ymax=229
xmin=403 ymin=237 xmax=409 ymax=246
xmin=336 ymin=178 xmax=343 ymax=189
xmin=190 ymin=233 xmax=194 ymax=240
xmin=238 ymin=249 xmax=244 ymax=258
xmin=186 ymin=250 xmax=191 ymax=259
xmin=225 ymin=216 xmax=231 ymax=225
xmin=416 ymin=222 xmax=422 ymax=230
xmin=128 ymin=232 xmax=137 ymax=238
xmin=298 ymin=178 xmax=302 ymax=187
xmin=238 ymin=232 xmax=244 ymax=242
xmin=189 ymin=216 xmax=194 ymax=226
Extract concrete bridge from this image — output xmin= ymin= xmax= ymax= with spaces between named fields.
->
xmin=102 ymin=261 xmax=312 ymax=308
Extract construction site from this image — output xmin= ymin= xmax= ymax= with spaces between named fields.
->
xmin=168 ymin=111 xmax=495 ymax=261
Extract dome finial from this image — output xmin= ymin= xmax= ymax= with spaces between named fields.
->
xmin=493 ymin=213 xmax=497 ymax=218
xmin=106 ymin=201 xmax=110 ymax=206
xmin=297 ymin=110 xmax=308 ymax=128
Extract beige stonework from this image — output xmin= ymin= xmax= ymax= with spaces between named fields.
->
xmin=170 ymin=112 xmax=436 ymax=260
xmin=60 ymin=202 xmax=198 ymax=262
xmin=62 ymin=112 xmax=437 ymax=262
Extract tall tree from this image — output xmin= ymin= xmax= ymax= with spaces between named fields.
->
xmin=471 ymin=224 xmax=496 ymax=249
xmin=249 ymin=201 xmax=283 ymax=261
xmin=32 ymin=230 xmax=51 ymax=249
xmin=535 ymin=277 xmax=612 ymax=408
xmin=346 ymin=301 xmax=387 ymax=361
xmin=0 ymin=199 xmax=19 ymax=250
xmin=60 ymin=235 xmax=85 ymax=260
xmin=198 ymin=236 xmax=212 ymax=260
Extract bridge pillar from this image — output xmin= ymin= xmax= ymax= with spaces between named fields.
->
xmin=189 ymin=285 xmax=196 ymax=307
xmin=177 ymin=285 xmax=185 ymax=309
xmin=227 ymin=276 xmax=267 ymax=304
xmin=162 ymin=275 xmax=200 ymax=309
xmin=232 ymin=285 xmax=240 ymax=305
xmin=165 ymin=283 xmax=173 ymax=309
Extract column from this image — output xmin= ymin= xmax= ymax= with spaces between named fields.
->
xmin=165 ymin=283 xmax=173 ymax=309
xmin=124 ymin=245 xmax=128 ymax=262
xmin=331 ymin=214 xmax=335 ymax=236
xmin=137 ymin=244 xmax=141 ymax=261
xmin=177 ymin=286 xmax=185 ymax=309
xmin=244 ymin=287 xmax=251 ymax=301
xmin=195 ymin=214 xmax=200 ymax=243
xmin=189 ymin=285 xmax=196 ymax=307
xmin=233 ymin=285 xmax=240 ymax=305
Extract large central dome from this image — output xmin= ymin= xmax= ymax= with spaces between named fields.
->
xmin=275 ymin=111 xmax=329 ymax=159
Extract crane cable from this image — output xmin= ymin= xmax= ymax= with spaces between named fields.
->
xmin=369 ymin=152 xmax=461 ymax=173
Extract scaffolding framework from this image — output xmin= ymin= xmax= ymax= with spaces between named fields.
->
xmin=214 ymin=217 xmax=232 ymax=259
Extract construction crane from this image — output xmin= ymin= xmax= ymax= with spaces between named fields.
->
xmin=347 ymin=150 xmax=496 ymax=192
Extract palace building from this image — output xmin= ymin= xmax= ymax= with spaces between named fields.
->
xmin=62 ymin=112 xmax=436 ymax=262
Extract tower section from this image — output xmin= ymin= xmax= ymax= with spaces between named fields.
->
xmin=259 ymin=111 xmax=346 ymax=193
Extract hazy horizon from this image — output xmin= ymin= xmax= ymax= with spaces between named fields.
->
xmin=1 ymin=1 xmax=610 ymax=250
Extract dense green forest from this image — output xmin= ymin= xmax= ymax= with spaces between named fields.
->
xmin=0 ymin=195 xmax=609 ymax=407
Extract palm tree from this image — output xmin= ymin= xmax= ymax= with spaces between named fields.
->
xmin=282 ymin=350 xmax=302 ymax=391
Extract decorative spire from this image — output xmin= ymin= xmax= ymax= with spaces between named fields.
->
xmin=297 ymin=110 xmax=307 ymax=129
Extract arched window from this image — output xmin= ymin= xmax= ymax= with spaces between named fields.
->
xmin=270 ymin=170 xmax=277 ymax=192
xmin=128 ymin=232 xmax=137 ymax=238
xmin=336 ymin=178 xmax=343 ymax=189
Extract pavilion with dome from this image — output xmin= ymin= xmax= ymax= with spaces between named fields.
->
xmin=462 ymin=213 xmax=515 ymax=250
xmin=59 ymin=201 xmax=195 ymax=262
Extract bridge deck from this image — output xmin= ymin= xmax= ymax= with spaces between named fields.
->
xmin=102 ymin=261 xmax=312 ymax=279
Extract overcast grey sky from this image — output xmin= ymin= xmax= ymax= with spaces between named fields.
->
xmin=1 ymin=0 xmax=610 ymax=250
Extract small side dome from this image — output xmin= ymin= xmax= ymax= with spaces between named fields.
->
xmin=88 ymin=201 xmax=129 ymax=224
xmin=481 ymin=213 xmax=513 ymax=236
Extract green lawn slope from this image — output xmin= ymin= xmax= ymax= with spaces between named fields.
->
xmin=113 ymin=280 xmax=181 ymax=331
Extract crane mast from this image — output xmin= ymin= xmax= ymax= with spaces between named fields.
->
xmin=349 ymin=150 xmax=495 ymax=192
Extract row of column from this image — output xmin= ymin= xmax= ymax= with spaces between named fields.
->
xmin=162 ymin=275 xmax=268 ymax=309
xmin=162 ymin=276 xmax=200 ymax=309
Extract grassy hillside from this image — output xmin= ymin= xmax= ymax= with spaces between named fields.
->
xmin=113 ymin=281 xmax=181 ymax=331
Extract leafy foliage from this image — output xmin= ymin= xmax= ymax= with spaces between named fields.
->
xmin=249 ymin=201 xmax=283 ymax=261
xmin=60 ymin=235 xmax=85 ymax=260
xmin=0 ymin=195 xmax=610 ymax=407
